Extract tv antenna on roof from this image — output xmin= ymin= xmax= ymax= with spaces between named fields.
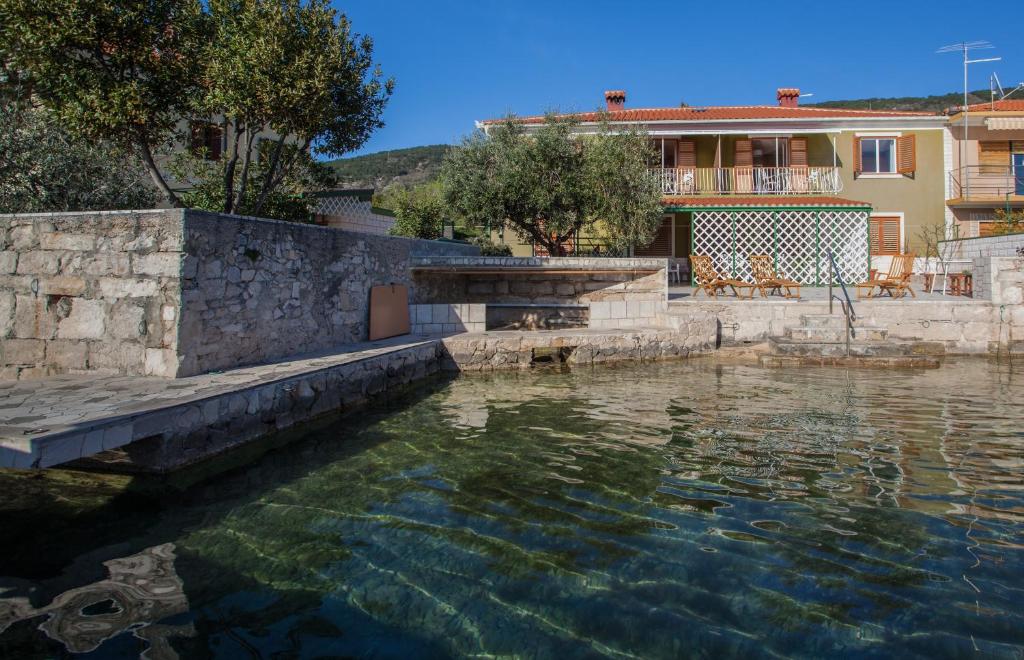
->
xmin=938 ymin=41 xmax=1000 ymax=200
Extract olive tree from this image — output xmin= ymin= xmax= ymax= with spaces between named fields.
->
xmin=440 ymin=115 xmax=663 ymax=255
xmin=1 ymin=0 xmax=392 ymax=213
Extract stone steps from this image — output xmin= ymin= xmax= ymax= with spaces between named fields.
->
xmin=767 ymin=312 xmax=944 ymax=366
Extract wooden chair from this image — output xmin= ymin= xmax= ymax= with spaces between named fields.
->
xmin=689 ymin=255 xmax=759 ymax=298
xmin=748 ymin=255 xmax=801 ymax=299
xmin=854 ymin=254 xmax=916 ymax=299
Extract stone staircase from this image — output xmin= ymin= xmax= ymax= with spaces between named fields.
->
xmin=762 ymin=314 xmax=941 ymax=367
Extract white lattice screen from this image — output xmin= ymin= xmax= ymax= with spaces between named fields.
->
xmin=691 ymin=209 xmax=869 ymax=285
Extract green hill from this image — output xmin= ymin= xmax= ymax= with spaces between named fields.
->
xmin=326 ymin=144 xmax=451 ymax=191
xmin=806 ymin=89 xmax=991 ymax=113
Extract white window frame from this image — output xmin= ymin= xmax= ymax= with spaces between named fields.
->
xmin=859 ymin=137 xmax=898 ymax=175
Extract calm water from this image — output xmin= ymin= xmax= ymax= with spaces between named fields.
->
xmin=1 ymin=359 xmax=1023 ymax=658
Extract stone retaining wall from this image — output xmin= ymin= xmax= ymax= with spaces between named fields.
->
xmin=440 ymin=324 xmax=716 ymax=371
xmin=0 ymin=209 xmax=477 ymax=379
xmin=0 ymin=210 xmax=185 ymax=379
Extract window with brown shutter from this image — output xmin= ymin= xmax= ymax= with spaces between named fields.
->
xmin=790 ymin=138 xmax=808 ymax=167
xmin=677 ymin=139 xmax=696 ymax=168
xmin=189 ymin=121 xmax=223 ymax=161
xmin=853 ymin=136 xmax=862 ymax=173
xmin=979 ymin=141 xmax=1010 ymax=174
xmin=734 ymin=139 xmax=753 ymax=167
xmin=634 ymin=216 xmax=673 ymax=257
xmin=869 ymin=216 xmax=902 ymax=256
xmin=897 ymin=135 xmax=916 ymax=174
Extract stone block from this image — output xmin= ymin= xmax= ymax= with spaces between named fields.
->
xmin=0 ymin=292 xmax=13 ymax=337
xmin=109 ymin=303 xmax=147 ymax=339
xmin=40 ymin=276 xmax=86 ymax=296
xmin=144 ymin=348 xmax=178 ymax=377
xmin=82 ymin=253 xmax=131 ymax=277
xmin=1 ymin=338 xmax=45 ymax=364
xmin=57 ymin=299 xmax=106 ymax=339
xmin=15 ymin=251 xmax=59 ymax=275
xmin=0 ymin=252 xmax=18 ymax=274
xmin=468 ymin=304 xmax=485 ymax=323
xmin=40 ymin=233 xmax=96 ymax=251
xmin=12 ymin=295 xmax=42 ymax=339
xmin=133 ymin=252 xmax=181 ymax=277
xmin=626 ymin=301 xmax=641 ymax=318
xmin=45 ymin=340 xmax=88 ymax=369
xmin=98 ymin=278 xmax=159 ymax=299
xmin=609 ymin=301 xmax=627 ymax=319
xmin=590 ymin=301 xmax=610 ymax=320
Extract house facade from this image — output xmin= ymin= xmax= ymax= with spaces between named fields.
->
xmin=480 ymin=89 xmax=947 ymax=284
xmin=945 ymin=99 xmax=1024 ymax=237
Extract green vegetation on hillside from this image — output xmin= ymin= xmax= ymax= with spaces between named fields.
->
xmin=326 ymin=144 xmax=451 ymax=190
xmin=806 ymin=89 xmax=991 ymax=113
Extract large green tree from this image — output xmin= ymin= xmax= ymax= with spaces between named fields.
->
xmin=0 ymin=0 xmax=206 ymax=204
xmin=0 ymin=102 xmax=158 ymax=213
xmin=440 ymin=115 xmax=663 ymax=255
xmin=1 ymin=0 xmax=392 ymax=213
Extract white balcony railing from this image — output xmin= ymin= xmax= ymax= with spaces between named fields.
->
xmin=653 ymin=166 xmax=843 ymax=196
xmin=949 ymin=166 xmax=1024 ymax=200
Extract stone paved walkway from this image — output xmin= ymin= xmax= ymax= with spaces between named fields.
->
xmin=0 ymin=336 xmax=436 ymax=468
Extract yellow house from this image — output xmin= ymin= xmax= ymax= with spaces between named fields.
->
xmin=479 ymin=88 xmax=948 ymax=283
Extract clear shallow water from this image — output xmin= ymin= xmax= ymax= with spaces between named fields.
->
xmin=1 ymin=359 xmax=1023 ymax=658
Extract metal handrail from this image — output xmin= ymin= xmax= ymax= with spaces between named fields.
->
xmin=826 ymin=251 xmax=856 ymax=356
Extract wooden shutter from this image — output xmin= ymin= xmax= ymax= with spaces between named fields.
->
xmin=734 ymin=139 xmax=753 ymax=167
xmin=853 ymin=136 xmax=862 ymax=173
xmin=634 ymin=217 xmax=673 ymax=257
xmin=979 ymin=141 xmax=1010 ymax=174
xmin=869 ymin=217 xmax=901 ymax=256
xmin=677 ymin=139 xmax=696 ymax=167
xmin=897 ymin=134 xmax=916 ymax=174
xmin=790 ymin=138 xmax=808 ymax=167
xmin=190 ymin=123 xmax=205 ymax=156
xmin=206 ymin=125 xmax=223 ymax=161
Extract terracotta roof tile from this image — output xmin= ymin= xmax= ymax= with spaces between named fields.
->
xmin=959 ymin=99 xmax=1024 ymax=113
xmin=661 ymin=196 xmax=871 ymax=208
xmin=481 ymin=105 xmax=937 ymax=125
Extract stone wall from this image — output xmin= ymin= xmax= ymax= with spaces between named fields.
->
xmin=0 ymin=210 xmax=184 ymax=379
xmin=440 ymin=324 xmax=716 ymax=372
xmin=0 ymin=209 xmax=477 ymax=379
xmin=176 ymin=212 xmax=475 ymax=376
xmin=410 ymin=256 xmax=668 ymax=330
xmin=409 ymin=303 xmax=486 ymax=335
xmin=942 ymin=232 xmax=1024 ymax=260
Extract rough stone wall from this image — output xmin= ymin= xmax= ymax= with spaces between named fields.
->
xmin=0 ymin=210 xmax=185 ymax=379
xmin=440 ymin=325 xmax=716 ymax=372
xmin=176 ymin=211 xmax=476 ymax=376
xmin=943 ymin=233 xmax=1024 ymax=260
xmin=0 ymin=209 xmax=477 ymax=380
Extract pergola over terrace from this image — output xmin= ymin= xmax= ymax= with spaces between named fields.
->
xmin=664 ymin=196 xmax=873 ymax=286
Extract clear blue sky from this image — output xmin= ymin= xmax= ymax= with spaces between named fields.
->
xmin=338 ymin=0 xmax=1024 ymax=157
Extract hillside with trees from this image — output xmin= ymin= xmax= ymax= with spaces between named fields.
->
xmin=327 ymin=144 xmax=451 ymax=190
xmin=806 ymin=89 xmax=991 ymax=113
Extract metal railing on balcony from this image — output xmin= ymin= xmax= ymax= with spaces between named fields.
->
xmin=653 ymin=166 xmax=843 ymax=196
xmin=948 ymin=165 xmax=1024 ymax=201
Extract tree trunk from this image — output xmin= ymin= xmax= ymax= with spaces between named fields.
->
xmin=137 ymin=141 xmax=180 ymax=208
xmin=233 ymin=128 xmax=259 ymax=212
xmin=252 ymin=135 xmax=286 ymax=216
xmin=222 ymin=118 xmax=243 ymax=214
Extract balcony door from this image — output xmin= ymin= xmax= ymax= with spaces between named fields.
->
xmin=1015 ymin=153 xmax=1024 ymax=195
xmin=751 ymin=138 xmax=790 ymax=192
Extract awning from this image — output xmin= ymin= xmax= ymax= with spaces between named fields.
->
xmin=985 ymin=117 xmax=1024 ymax=130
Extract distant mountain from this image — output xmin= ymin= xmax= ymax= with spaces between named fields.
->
xmin=325 ymin=144 xmax=451 ymax=191
xmin=806 ymin=89 xmax=991 ymax=113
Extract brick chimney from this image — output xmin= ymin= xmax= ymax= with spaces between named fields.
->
xmin=777 ymin=88 xmax=800 ymax=108
xmin=604 ymin=90 xmax=626 ymax=112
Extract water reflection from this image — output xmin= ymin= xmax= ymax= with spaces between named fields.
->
xmin=0 ymin=544 xmax=193 ymax=657
xmin=0 ymin=359 xmax=1022 ymax=657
